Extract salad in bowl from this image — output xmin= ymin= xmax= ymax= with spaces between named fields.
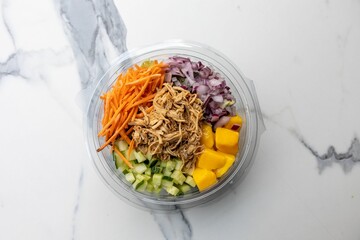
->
xmin=85 ymin=40 xmax=264 ymax=211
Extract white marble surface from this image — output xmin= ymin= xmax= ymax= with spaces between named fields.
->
xmin=1 ymin=0 xmax=360 ymax=239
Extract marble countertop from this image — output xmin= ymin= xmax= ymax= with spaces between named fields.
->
xmin=1 ymin=0 xmax=360 ymax=239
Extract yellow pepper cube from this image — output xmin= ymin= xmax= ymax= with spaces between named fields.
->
xmin=224 ymin=115 xmax=242 ymax=132
xmin=215 ymin=153 xmax=236 ymax=178
xmin=196 ymin=149 xmax=226 ymax=170
xmin=200 ymin=124 xmax=214 ymax=149
xmin=193 ymin=168 xmax=217 ymax=191
xmin=215 ymin=127 xmax=239 ymax=155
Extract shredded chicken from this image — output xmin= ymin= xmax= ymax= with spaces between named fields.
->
xmin=130 ymin=83 xmax=203 ymax=169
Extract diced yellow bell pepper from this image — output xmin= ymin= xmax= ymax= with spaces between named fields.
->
xmin=215 ymin=127 xmax=239 ymax=155
xmin=224 ymin=115 xmax=242 ymax=132
xmin=193 ymin=168 xmax=217 ymax=191
xmin=200 ymin=124 xmax=214 ymax=149
xmin=196 ymin=149 xmax=226 ymax=170
xmin=214 ymin=153 xmax=236 ymax=178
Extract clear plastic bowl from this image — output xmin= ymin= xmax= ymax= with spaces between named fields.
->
xmin=85 ymin=40 xmax=264 ymax=211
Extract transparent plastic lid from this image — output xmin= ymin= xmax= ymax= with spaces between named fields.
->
xmin=84 ymin=40 xmax=265 ymax=211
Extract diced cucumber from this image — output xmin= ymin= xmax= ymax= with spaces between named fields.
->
xmin=166 ymin=160 xmax=176 ymax=171
xmin=153 ymin=186 xmax=162 ymax=194
xmin=160 ymin=161 xmax=167 ymax=168
xmin=146 ymin=183 xmax=154 ymax=192
xmin=134 ymin=151 xmax=147 ymax=163
xmin=175 ymin=159 xmax=183 ymax=170
xmin=130 ymin=160 xmax=138 ymax=166
xmin=144 ymin=168 xmax=152 ymax=176
xmin=149 ymin=159 xmax=158 ymax=168
xmin=143 ymin=175 xmax=151 ymax=181
xmin=132 ymin=179 xmax=144 ymax=190
xmin=122 ymin=150 xmax=137 ymax=161
xmin=125 ymin=172 xmax=135 ymax=184
xmin=162 ymin=176 xmax=173 ymax=181
xmin=136 ymin=174 xmax=145 ymax=181
xmin=137 ymin=181 xmax=148 ymax=192
xmin=113 ymin=152 xmax=123 ymax=168
xmin=152 ymin=173 xmax=163 ymax=188
xmin=115 ymin=140 xmax=129 ymax=151
xmin=166 ymin=186 xmax=179 ymax=196
xmin=134 ymin=163 xmax=147 ymax=174
xmin=135 ymin=174 xmax=151 ymax=182
xmin=163 ymin=169 xmax=172 ymax=177
xmin=185 ymin=176 xmax=196 ymax=187
xmin=162 ymin=179 xmax=173 ymax=188
xmin=122 ymin=169 xmax=129 ymax=175
xmin=171 ymin=170 xmax=186 ymax=185
xmin=145 ymin=152 xmax=153 ymax=161
xmin=151 ymin=166 xmax=162 ymax=174
xmin=179 ymin=184 xmax=191 ymax=194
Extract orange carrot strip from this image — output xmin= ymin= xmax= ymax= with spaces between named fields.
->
xmin=114 ymin=146 xmax=133 ymax=168
xmin=125 ymin=126 xmax=134 ymax=136
xmin=125 ymin=74 xmax=161 ymax=86
xmin=128 ymin=139 xmax=134 ymax=159
xmin=127 ymin=93 xmax=156 ymax=110
xmin=119 ymin=129 xmax=131 ymax=145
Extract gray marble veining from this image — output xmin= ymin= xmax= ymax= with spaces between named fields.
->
xmin=263 ymin=113 xmax=360 ymax=173
xmin=55 ymin=0 xmax=127 ymax=89
xmin=71 ymin=167 xmax=84 ymax=240
xmin=300 ymin=137 xmax=360 ymax=173
xmin=1 ymin=1 xmax=16 ymax=49
xmin=152 ymin=207 xmax=192 ymax=240
xmin=54 ymin=1 xmax=193 ymax=239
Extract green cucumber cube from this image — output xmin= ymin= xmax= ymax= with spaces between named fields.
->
xmin=137 ymin=181 xmax=148 ymax=192
xmin=146 ymin=183 xmax=154 ymax=192
xmin=179 ymin=184 xmax=191 ymax=194
xmin=185 ymin=176 xmax=196 ymax=188
xmin=115 ymin=140 xmax=129 ymax=151
xmin=134 ymin=151 xmax=147 ymax=163
xmin=134 ymin=163 xmax=147 ymax=174
xmin=166 ymin=186 xmax=179 ymax=196
xmin=125 ymin=172 xmax=135 ymax=184
xmin=175 ymin=160 xmax=183 ymax=170
xmin=132 ymin=179 xmax=144 ymax=189
xmin=166 ymin=160 xmax=176 ymax=171
xmin=152 ymin=173 xmax=163 ymax=188
xmin=161 ymin=179 xmax=173 ymax=188
xmin=171 ymin=170 xmax=186 ymax=185
xmin=163 ymin=169 xmax=172 ymax=177
xmin=145 ymin=168 xmax=152 ymax=176
xmin=145 ymin=152 xmax=153 ymax=161
xmin=160 ymin=161 xmax=167 ymax=168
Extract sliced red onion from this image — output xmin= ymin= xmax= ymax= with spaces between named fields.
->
xmin=210 ymin=114 xmax=219 ymax=122
xmin=214 ymin=116 xmax=231 ymax=129
xmin=212 ymin=95 xmax=223 ymax=103
xmin=197 ymin=85 xmax=209 ymax=95
xmin=165 ymin=56 xmax=237 ymax=126
xmin=208 ymin=79 xmax=222 ymax=87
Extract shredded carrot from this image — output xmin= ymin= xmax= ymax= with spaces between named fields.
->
xmin=125 ymin=126 xmax=134 ymax=136
xmin=125 ymin=93 xmax=156 ymax=111
xmin=128 ymin=139 xmax=135 ymax=159
xmin=96 ymin=61 xmax=167 ymax=152
xmin=119 ymin=130 xmax=131 ymax=145
xmin=125 ymin=74 xmax=161 ymax=86
xmin=113 ymin=146 xmax=133 ymax=168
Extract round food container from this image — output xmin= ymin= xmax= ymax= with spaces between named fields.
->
xmin=85 ymin=40 xmax=265 ymax=211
